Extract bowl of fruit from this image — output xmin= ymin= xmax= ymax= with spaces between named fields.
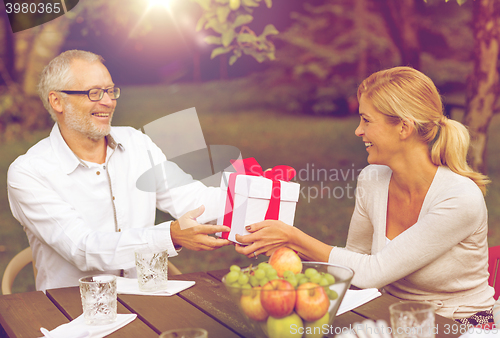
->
xmin=223 ymin=247 xmax=354 ymax=338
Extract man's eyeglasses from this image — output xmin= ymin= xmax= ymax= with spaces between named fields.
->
xmin=59 ymin=87 xmax=121 ymax=102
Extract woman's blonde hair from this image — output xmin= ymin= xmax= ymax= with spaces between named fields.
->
xmin=357 ymin=66 xmax=489 ymax=194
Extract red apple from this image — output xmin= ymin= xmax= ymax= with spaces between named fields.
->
xmin=240 ymin=287 xmax=269 ymax=321
xmin=260 ymin=279 xmax=296 ymax=318
xmin=269 ymin=247 xmax=302 ymax=278
xmin=295 ymin=282 xmax=330 ymax=322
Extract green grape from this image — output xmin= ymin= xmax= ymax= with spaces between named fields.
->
xmin=238 ymin=274 xmax=249 ymax=285
xmin=226 ymin=271 xmax=240 ymax=284
xmin=286 ymin=276 xmax=298 ymax=288
xmin=266 ymin=268 xmax=277 ymax=277
xmin=309 ymin=274 xmax=321 ymax=284
xmin=298 ymin=277 xmax=309 ymax=286
xmin=328 ymin=289 xmax=338 ymax=300
xmin=319 ymin=277 xmax=329 ymax=287
xmin=230 ymin=265 xmax=241 ymax=273
xmin=304 ymin=268 xmax=319 ymax=278
xmin=249 ymin=275 xmax=259 ymax=287
xmin=282 ymin=270 xmax=294 ymax=279
xmin=295 ymin=273 xmax=305 ymax=281
xmin=324 ymin=273 xmax=336 ymax=285
xmin=258 ymin=262 xmax=272 ymax=270
xmin=241 ymin=283 xmax=252 ymax=296
xmin=259 ymin=277 xmax=270 ymax=287
xmin=254 ymin=269 xmax=266 ymax=280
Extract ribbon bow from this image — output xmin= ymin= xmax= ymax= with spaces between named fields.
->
xmin=222 ymin=158 xmax=296 ymax=239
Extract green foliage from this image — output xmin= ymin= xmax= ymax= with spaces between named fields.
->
xmin=191 ymin=0 xmax=278 ymax=65
xmin=268 ymin=0 xmax=400 ymax=115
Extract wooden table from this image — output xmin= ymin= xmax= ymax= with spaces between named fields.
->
xmin=0 ymin=270 xmax=461 ymax=338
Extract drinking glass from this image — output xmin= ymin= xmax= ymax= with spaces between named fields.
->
xmin=390 ymin=301 xmax=435 ymax=338
xmin=159 ymin=328 xmax=208 ymax=338
xmin=79 ymin=275 xmax=117 ymax=325
xmin=135 ymin=248 xmax=169 ymax=292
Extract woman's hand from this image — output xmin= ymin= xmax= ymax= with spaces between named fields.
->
xmin=234 ymin=220 xmax=295 ymax=258
xmin=235 ymin=220 xmax=334 ymax=262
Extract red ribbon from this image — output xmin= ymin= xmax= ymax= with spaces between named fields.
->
xmin=221 ymin=158 xmax=296 ymax=239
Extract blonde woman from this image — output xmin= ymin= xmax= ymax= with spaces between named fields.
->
xmin=235 ymin=67 xmax=495 ymax=324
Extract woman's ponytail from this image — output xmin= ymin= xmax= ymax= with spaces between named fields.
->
xmin=431 ymin=117 xmax=490 ymax=195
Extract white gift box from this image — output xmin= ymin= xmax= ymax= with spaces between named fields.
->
xmin=216 ymin=172 xmax=300 ymax=243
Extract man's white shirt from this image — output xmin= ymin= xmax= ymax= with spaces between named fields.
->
xmin=7 ymin=124 xmax=221 ymax=292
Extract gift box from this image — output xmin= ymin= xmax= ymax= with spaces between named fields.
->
xmin=216 ymin=158 xmax=300 ymax=244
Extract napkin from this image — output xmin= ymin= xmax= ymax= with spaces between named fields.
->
xmin=39 ymin=313 xmax=136 ymax=338
xmin=337 ymin=288 xmax=382 ymax=316
xmin=116 ymin=277 xmax=195 ymax=296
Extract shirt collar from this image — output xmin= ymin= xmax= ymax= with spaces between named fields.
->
xmin=49 ymin=123 xmax=124 ymax=175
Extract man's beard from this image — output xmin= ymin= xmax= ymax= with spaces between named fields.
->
xmin=63 ymin=101 xmax=113 ymax=142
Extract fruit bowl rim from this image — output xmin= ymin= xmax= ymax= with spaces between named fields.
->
xmin=222 ymin=261 xmax=355 ymax=291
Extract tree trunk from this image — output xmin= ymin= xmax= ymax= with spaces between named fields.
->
xmin=463 ymin=0 xmax=500 ymax=174
xmin=23 ymin=17 xmax=71 ymax=95
xmin=381 ymin=0 xmax=420 ymax=69
xmin=1 ymin=16 xmax=71 ymax=142
xmin=355 ymin=0 xmax=369 ymax=82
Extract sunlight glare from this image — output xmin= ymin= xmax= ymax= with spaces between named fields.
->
xmin=148 ymin=0 xmax=172 ymax=10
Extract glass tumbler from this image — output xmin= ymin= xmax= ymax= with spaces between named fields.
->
xmin=159 ymin=328 xmax=208 ymax=338
xmin=135 ymin=248 xmax=169 ymax=292
xmin=79 ymin=275 xmax=117 ymax=325
xmin=390 ymin=301 xmax=435 ymax=338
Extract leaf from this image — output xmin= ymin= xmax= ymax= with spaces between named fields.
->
xmin=217 ymin=6 xmax=231 ymax=23
xmin=229 ymin=54 xmax=239 ymax=65
xmin=205 ymin=35 xmax=222 ymax=45
xmin=456 ymin=0 xmax=467 ymax=5
xmin=237 ymin=33 xmax=257 ymax=43
xmin=196 ymin=16 xmax=207 ymax=32
xmin=242 ymin=0 xmax=259 ymax=7
xmin=260 ymin=24 xmax=279 ymax=38
xmin=222 ymin=29 xmax=235 ymax=47
xmin=205 ymin=18 xmax=224 ymax=33
xmin=233 ymin=14 xmax=253 ymax=28
xmin=264 ymin=0 xmax=272 ymax=8
xmin=211 ymin=46 xmax=233 ymax=59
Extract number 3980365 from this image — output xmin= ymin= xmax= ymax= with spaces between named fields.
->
xmin=5 ymin=2 xmax=61 ymax=14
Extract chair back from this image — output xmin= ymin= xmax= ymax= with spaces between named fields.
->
xmin=1 ymin=247 xmax=36 ymax=295
xmin=488 ymin=245 xmax=500 ymax=300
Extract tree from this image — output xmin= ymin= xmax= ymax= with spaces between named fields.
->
xmin=379 ymin=0 xmax=421 ymax=69
xmin=463 ymin=0 xmax=500 ymax=173
xmin=191 ymin=0 xmax=278 ymax=65
xmin=193 ymin=0 xmax=499 ymax=173
xmin=0 ymin=7 xmax=72 ymax=141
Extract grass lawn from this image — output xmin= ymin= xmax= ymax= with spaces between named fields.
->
xmin=1 ymin=79 xmax=500 ymax=293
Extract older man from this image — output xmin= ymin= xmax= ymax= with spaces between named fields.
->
xmin=7 ymin=50 xmax=231 ymax=292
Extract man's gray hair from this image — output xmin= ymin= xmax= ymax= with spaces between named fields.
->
xmin=37 ymin=50 xmax=104 ymax=121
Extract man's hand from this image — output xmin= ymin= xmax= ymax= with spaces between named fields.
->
xmin=171 ymin=206 xmax=232 ymax=251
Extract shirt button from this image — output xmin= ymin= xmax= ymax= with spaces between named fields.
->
xmin=113 ymin=196 xmax=115 ymax=200
xmin=96 ymin=171 xmax=100 ymax=175
xmin=118 ymin=229 xmax=121 ymax=232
